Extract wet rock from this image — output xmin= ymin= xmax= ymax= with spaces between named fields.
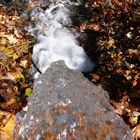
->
xmin=13 ymin=61 xmax=132 ymax=140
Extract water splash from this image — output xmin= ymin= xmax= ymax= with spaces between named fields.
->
xmin=27 ymin=0 xmax=94 ymax=77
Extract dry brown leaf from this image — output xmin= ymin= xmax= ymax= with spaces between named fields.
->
xmin=131 ymin=124 xmax=140 ymax=140
xmin=80 ymin=22 xmax=101 ymax=32
xmin=126 ymin=109 xmax=140 ymax=126
xmin=132 ymin=80 xmax=137 ymax=87
xmin=0 ymin=113 xmax=15 ymax=140
xmin=111 ymin=95 xmax=130 ymax=116
xmin=91 ymin=73 xmax=100 ymax=82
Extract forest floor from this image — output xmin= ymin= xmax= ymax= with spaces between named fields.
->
xmin=81 ymin=0 xmax=140 ymax=139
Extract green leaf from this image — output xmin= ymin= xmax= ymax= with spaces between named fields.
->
xmin=25 ymin=88 xmax=32 ymax=96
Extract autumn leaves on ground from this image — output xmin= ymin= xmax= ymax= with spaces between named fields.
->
xmin=0 ymin=0 xmax=140 ymax=139
xmin=0 ymin=3 xmax=35 ymax=139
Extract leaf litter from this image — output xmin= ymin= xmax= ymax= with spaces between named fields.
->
xmin=0 ymin=3 xmax=36 ymax=139
xmin=81 ymin=0 xmax=140 ymax=139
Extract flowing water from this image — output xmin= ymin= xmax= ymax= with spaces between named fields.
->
xmin=25 ymin=0 xmax=94 ymax=78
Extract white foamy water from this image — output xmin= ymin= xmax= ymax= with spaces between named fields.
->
xmin=27 ymin=0 xmax=94 ymax=77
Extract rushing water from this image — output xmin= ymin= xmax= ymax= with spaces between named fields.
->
xmin=26 ymin=0 xmax=94 ymax=78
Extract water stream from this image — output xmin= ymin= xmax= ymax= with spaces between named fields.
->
xmin=25 ymin=0 xmax=94 ymax=78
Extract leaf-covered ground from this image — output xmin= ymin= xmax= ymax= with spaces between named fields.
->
xmin=80 ymin=0 xmax=140 ymax=139
xmin=0 ymin=3 xmax=35 ymax=139
xmin=0 ymin=0 xmax=140 ymax=139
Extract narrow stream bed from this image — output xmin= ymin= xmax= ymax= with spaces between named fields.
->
xmin=23 ymin=0 xmax=94 ymax=78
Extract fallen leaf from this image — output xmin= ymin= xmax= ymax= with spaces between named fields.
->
xmin=25 ymin=88 xmax=32 ymax=96
xmin=0 ymin=113 xmax=15 ymax=140
xmin=131 ymin=124 xmax=140 ymax=140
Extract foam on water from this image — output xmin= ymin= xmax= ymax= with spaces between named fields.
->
xmin=27 ymin=0 xmax=94 ymax=77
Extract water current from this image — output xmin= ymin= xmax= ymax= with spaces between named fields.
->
xmin=25 ymin=0 xmax=94 ymax=78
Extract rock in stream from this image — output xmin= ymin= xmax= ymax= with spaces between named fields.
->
xmin=13 ymin=61 xmax=132 ymax=140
